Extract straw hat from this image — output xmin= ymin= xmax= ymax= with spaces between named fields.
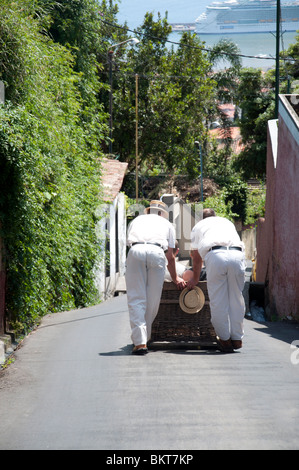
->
xmin=179 ymin=286 xmax=205 ymax=314
xmin=144 ymin=200 xmax=169 ymax=219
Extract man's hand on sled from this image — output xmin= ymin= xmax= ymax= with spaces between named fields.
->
xmin=174 ymin=276 xmax=186 ymax=290
xmin=186 ymin=278 xmax=198 ymax=290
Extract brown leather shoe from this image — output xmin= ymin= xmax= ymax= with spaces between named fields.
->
xmin=216 ymin=337 xmax=234 ymax=353
xmin=231 ymin=340 xmax=242 ymax=350
xmin=132 ymin=344 xmax=148 ymax=355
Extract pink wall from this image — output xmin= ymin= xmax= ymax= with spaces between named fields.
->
xmin=256 ymin=95 xmax=299 ymax=320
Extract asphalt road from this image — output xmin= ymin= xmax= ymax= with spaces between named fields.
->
xmin=1 ymin=293 xmax=299 ymax=450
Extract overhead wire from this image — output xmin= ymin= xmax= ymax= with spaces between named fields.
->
xmin=100 ymin=16 xmax=280 ymax=61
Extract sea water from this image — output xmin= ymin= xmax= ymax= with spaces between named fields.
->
xmin=115 ymin=0 xmax=298 ymax=69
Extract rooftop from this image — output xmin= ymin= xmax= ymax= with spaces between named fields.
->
xmin=101 ymin=158 xmax=128 ymax=203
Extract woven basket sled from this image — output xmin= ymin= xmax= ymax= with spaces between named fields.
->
xmin=148 ymin=281 xmax=217 ymax=349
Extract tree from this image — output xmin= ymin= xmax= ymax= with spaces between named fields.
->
xmin=38 ymin=0 xmax=117 ymax=146
xmin=233 ymin=68 xmax=274 ymax=179
xmin=110 ymin=13 xmax=215 ymax=178
xmin=280 ymin=32 xmax=299 ymax=82
xmin=208 ymin=38 xmax=242 ymax=103
xmin=0 ymin=0 xmax=106 ymax=332
xmin=198 ymin=38 xmax=243 ymax=183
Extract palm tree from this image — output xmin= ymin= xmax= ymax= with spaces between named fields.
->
xmin=209 ymin=38 xmax=242 ymax=102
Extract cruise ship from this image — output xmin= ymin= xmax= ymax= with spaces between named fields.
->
xmin=195 ymin=0 xmax=299 ymax=34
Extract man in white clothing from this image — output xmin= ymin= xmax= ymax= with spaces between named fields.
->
xmin=126 ymin=200 xmax=186 ymax=355
xmin=187 ymin=208 xmax=246 ymax=352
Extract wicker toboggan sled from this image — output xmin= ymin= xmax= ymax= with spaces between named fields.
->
xmin=148 ymin=281 xmax=217 ymax=349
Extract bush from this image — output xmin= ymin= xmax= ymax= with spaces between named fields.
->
xmin=0 ymin=1 xmax=105 ymax=332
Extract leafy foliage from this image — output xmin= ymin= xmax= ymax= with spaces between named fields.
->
xmin=106 ymin=14 xmax=216 ymax=178
xmin=0 ymin=0 xmax=105 ymax=332
xmin=233 ymin=68 xmax=274 ymax=179
xmin=280 ymin=32 xmax=299 ymax=82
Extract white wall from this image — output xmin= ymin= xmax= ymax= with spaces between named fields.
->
xmin=94 ymin=193 xmax=126 ymax=300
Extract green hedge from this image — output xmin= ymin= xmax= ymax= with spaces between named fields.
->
xmin=0 ymin=1 xmax=105 ymax=333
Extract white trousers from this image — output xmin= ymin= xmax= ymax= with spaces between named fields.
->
xmin=205 ymin=249 xmax=246 ymax=341
xmin=125 ymin=244 xmax=166 ymax=346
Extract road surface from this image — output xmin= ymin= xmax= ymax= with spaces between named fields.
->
xmin=1 ymin=294 xmax=299 ymax=450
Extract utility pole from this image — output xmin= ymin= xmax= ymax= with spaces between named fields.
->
xmin=135 ymin=74 xmax=139 ymax=202
xmin=275 ymin=0 xmax=281 ymax=119
xmin=108 ymin=50 xmax=113 ymax=154
xmin=195 ymin=141 xmax=204 ymax=202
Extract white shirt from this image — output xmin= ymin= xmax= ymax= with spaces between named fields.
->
xmin=127 ymin=214 xmax=176 ymax=251
xmin=164 ymin=260 xmax=186 ymax=281
xmin=191 ymin=216 xmax=244 ymax=259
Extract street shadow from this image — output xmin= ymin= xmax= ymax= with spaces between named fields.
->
xmin=150 ymin=346 xmax=240 ymax=355
xmin=155 ymin=349 xmax=221 ymax=355
xmin=252 ymin=320 xmax=299 ymax=346
xmin=99 ymin=344 xmax=133 ymax=356
xmin=38 ymin=309 xmax=128 ymax=329
xmin=99 ymin=344 xmax=222 ymax=356
xmin=99 ymin=346 xmax=238 ymax=356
